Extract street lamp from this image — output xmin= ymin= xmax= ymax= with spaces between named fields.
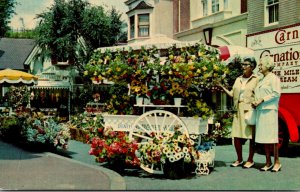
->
xmin=203 ymin=28 xmax=213 ymax=45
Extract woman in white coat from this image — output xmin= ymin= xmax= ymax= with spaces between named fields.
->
xmin=252 ymin=56 xmax=281 ymax=172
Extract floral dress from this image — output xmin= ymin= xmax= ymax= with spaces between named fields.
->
xmin=254 ymin=73 xmax=281 ymax=143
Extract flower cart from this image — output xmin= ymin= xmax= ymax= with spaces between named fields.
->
xmin=83 ymin=39 xmax=230 ymax=177
xmin=102 ymin=109 xmax=215 ymax=176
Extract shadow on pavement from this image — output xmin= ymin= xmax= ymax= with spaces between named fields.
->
xmin=255 ymin=142 xmax=300 ymax=158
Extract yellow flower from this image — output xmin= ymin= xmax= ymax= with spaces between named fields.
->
xmin=84 ymin=71 xmax=88 ymax=76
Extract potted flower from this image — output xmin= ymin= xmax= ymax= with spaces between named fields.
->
xmin=147 ymin=80 xmax=169 ymax=105
xmin=135 ymin=128 xmax=200 ymax=179
xmin=87 ymin=126 xmax=140 ymax=172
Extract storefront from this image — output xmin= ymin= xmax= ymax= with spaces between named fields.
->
xmin=30 ymin=66 xmax=71 ymax=121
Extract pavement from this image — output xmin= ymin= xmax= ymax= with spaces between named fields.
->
xmin=0 ymin=140 xmax=126 ymax=190
xmin=1 ymin=138 xmax=300 ymax=191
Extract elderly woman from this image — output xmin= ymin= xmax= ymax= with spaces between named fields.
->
xmin=252 ymin=56 xmax=281 ymax=172
xmin=219 ymin=57 xmax=258 ymax=169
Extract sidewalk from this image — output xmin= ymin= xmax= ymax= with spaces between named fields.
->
xmin=0 ymin=140 xmax=126 ymax=190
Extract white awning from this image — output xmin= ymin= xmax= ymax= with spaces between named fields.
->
xmin=96 ymin=34 xmax=207 ymax=53
xmin=32 ymin=80 xmax=70 ymax=89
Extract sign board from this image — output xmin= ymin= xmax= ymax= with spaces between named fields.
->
xmin=247 ymin=24 xmax=300 ymax=93
xmin=102 ymin=114 xmax=208 ymax=135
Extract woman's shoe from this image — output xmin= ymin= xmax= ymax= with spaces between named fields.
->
xmin=260 ymin=164 xmax=273 ymax=171
xmin=243 ymin=161 xmax=254 ymax=169
xmin=271 ymin=164 xmax=282 ymax=172
xmin=230 ymin=161 xmax=244 ymax=167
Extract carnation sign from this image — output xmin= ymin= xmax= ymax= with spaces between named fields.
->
xmin=247 ymin=24 xmax=300 ymax=93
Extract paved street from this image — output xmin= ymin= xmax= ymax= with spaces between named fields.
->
xmin=1 ymin=139 xmax=300 ymax=191
xmin=65 ymin=139 xmax=300 ymax=191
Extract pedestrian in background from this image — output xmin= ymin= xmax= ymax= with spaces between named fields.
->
xmin=252 ymin=56 xmax=282 ymax=172
xmin=219 ymin=56 xmax=258 ymax=168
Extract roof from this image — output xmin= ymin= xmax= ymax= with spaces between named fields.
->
xmin=126 ymin=1 xmax=153 ymax=13
xmin=0 ymin=38 xmax=36 ymax=70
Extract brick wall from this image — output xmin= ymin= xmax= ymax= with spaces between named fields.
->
xmin=173 ymin=0 xmax=179 ymax=33
xmin=180 ymin=0 xmax=190 ymax=32
xmin=173 ymin=0 xmax=190 ymax=33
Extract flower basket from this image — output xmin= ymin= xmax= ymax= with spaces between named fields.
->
xmin=69 ymin=127 xmax=89 ymax=142
xmin=163 ymin=158 xmax=185 ymax=179
xmin=106 ymin=158 xmax=126 ymax=173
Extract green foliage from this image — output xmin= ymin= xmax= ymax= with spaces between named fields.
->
xmin=34 ymin=0 xmax=126 ymax=73
xmin=22 ymin=117 xmax=70 ymax=149
xmin=0 ymin=0 xmax=16 ymax=37
xmin=224 ymin=57 xmax=243 ymax=89
xmin=5 ymin=29 xmax=36 ymax=38
xmin=105 ymin=83 xmax=133 ymax=115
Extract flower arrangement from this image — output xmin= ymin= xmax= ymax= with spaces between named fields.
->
xmin=105 ymin=83 xmax=133 ymax=115
xmin=83 ymin=42 xmax=233 ymax=119
xmin=168 ymin=81 xmax=189 ymax=98
xmin=22 ymin=117 xmax=71 ymax=149
xmin=202 ymin=112 xmax=233 ymax=142
xmin=135 ymin=129 xmax=200 ymax=168
xmin=186 ymin=98 xmax=213 ymax=119
xmin=130 ymin=80 xmax=148 ymax=97
xmin=146 ymin=79 xmax=169 ymax=104
xmin=5 ymin=85 xmax=30 ymax=109
xmin=67 ymin=113 xmax=104 ymax=142
xmin=87 ymin=126 xmax=140 ymax=167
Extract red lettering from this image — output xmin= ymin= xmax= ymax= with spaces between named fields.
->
xmin=275 ymin=30 xmax=286 ymax=44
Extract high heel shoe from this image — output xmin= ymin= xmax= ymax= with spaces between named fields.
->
xmin=230 ymin=161 xmax=244 ymax=167
xmin=243 ymin=161 xmax=254 ymax=169
xmin=260 ymin=164 xmax=273 ymax=171
xmin=271 ymin=164 xmax=282 ymax=172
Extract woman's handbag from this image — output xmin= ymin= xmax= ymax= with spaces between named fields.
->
xmin=245 ymin=109 xmax=256 ymax=125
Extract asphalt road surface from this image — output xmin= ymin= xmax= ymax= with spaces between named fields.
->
xmin=64 ymin=140 xmax=300 ymax=191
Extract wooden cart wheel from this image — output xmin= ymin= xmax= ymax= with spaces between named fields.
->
xmin=129 ymin=110 xmax=189 ymax=174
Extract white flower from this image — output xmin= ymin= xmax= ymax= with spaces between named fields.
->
xmin=183 ymin=147 xmax=189 ymax=153
xmin=169 ymin=156 xmax=175 ymax=162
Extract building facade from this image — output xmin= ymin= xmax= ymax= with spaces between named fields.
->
xmin=246 ymin=0 xmax=300 ymax=145
xmin=174 ymin=0 xmax=248 ymax=47
xmin=125 ymin=0 xmax=174 ymax=44
xmin=125 ymin=0 xmax=249 ymax=47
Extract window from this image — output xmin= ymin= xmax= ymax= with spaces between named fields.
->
xmin=266 ymin=0 xmax=279 ymax=24
xmin=202 ymin=0 xmax=208 ymax=16
xmin=212 ymin=0 xmax=219 ymax=13
xmin=130 ymin=16 xmax=135 ymax=39
xmin=223 ymin=0 xmax=228 ymax=10
xmin=138 ymin=14 xmax=149 ymax=37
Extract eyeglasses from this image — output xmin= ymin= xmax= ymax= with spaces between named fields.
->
xmin=241 ymin=63 xmax=251 ymax=67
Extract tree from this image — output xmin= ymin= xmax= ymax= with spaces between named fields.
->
xmin=34 ymin=0 xmax=126 ymax=72
xmin=0 ymin=0 xmax=17 ymax=37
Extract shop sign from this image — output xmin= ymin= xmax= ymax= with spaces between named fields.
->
xmin=247 ymin=25 xmax=300 ymax=93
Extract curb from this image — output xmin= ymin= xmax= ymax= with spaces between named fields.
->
xmin=45 ymin=152 xmax=126 ymax=190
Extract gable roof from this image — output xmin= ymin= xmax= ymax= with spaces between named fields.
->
xmin=0 ymin=38 xmax=36 ymax=70
xmin=126 ymin=1 xmax=153 ymax=13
